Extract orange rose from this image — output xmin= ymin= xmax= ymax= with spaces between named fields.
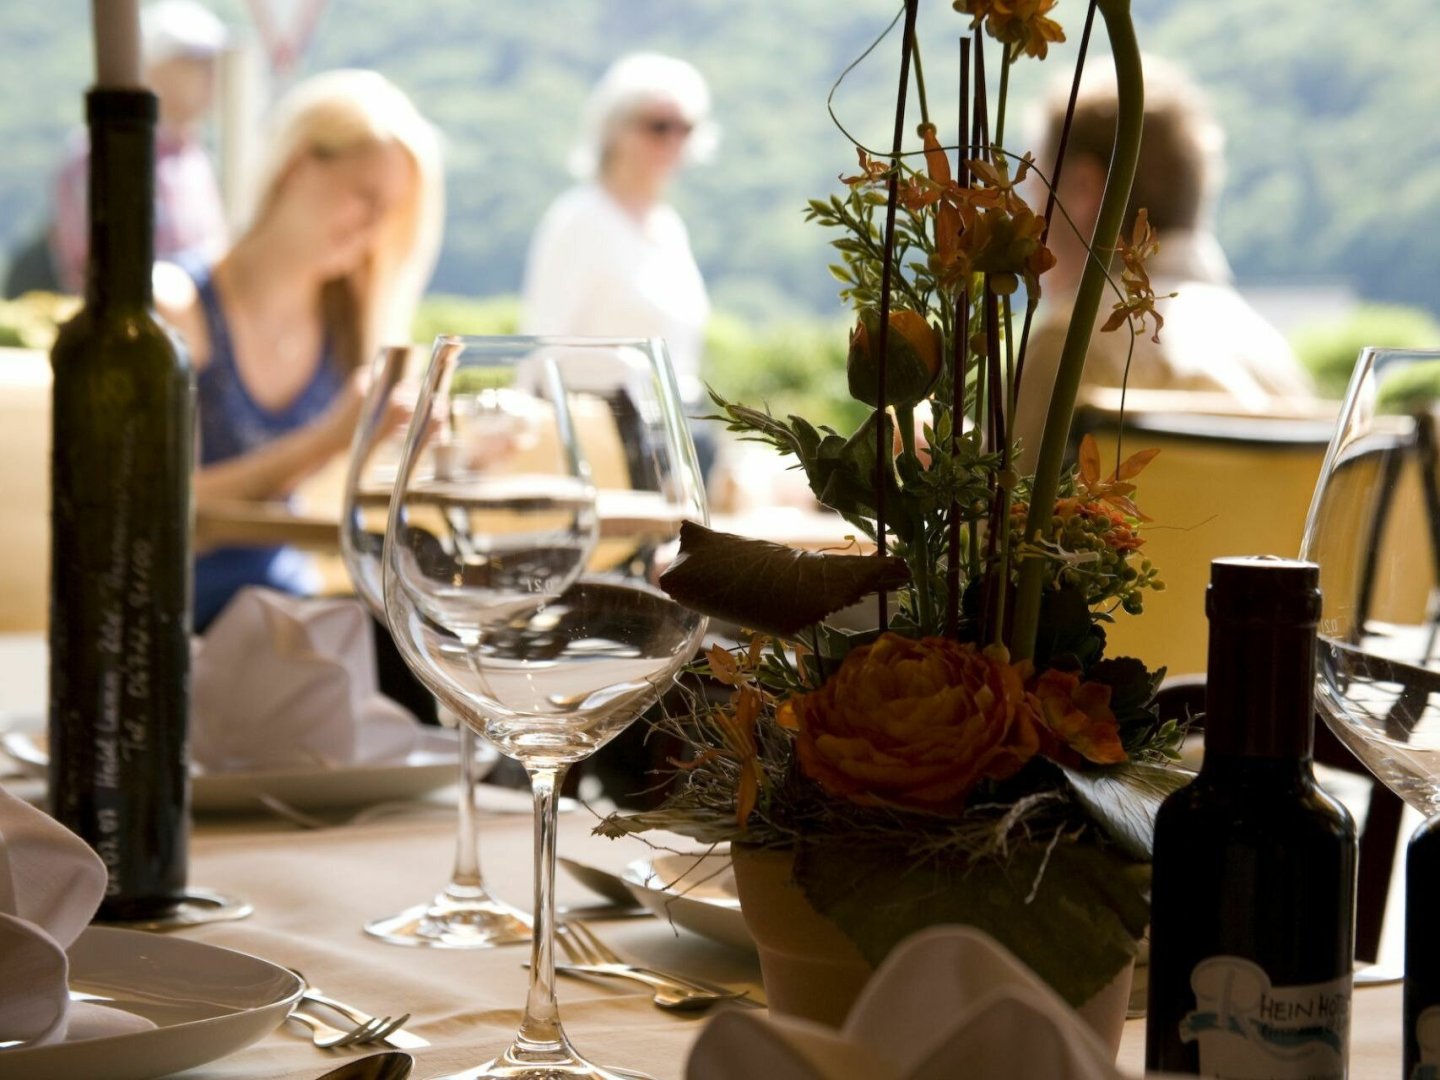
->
xmin=1029 ymin=668 xmax=1127 ymax=766
xmin=780 ymin=633 xmax=1042 ymax=812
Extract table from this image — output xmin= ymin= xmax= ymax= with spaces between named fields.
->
xmin=195 ymin=496 xmax=873 ymax=557
xmin=0 ymin=628 xmax=1405 ymax=1078
xmin=0 ymin=776 xmax=1403 ymax=1079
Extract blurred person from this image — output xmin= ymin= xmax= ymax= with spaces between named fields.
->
xmin=44 ymin=0 xmax=232 ymax=295
xmin=1012 ymin=56 xmax=1314 ymax=471
xmin=155 ymin=68 xmax=444 ymax=632
xmin=519 ymin=52 xmax=718 ymax=478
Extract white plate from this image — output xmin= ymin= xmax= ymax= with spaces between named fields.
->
xmin=0 ymin=926 xmax=302 ymax=1080
xmin=622 ymin=852 xmax=755 ymax=953
xmin=0 ymin=727 xmax=494 ymax=814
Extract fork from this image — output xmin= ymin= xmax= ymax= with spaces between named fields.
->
xmin=287 ymin=968 xmax=429 ymax=1049
xmin=558 ymin=921 xmax=746 ymax=1004
xmin=286 ymin=1008 xmax=403 ymax=1049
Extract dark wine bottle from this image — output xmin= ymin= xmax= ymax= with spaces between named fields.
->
xmin=1406 ymin=814 xmax=1440 ymax=1077
xmin=48 ymin=87 xmax=194 ymax=921
xmin=1145 ymin=557 xmax=1357 ymax=1078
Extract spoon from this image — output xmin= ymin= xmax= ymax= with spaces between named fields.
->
xmin=314 ymin=1050 xmax=413 ymax=1080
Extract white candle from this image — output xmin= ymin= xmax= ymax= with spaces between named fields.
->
xmin=92 ymin=0 xmax=142 ymax=87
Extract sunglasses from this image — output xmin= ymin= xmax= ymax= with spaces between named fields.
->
xmin=637 ymin=116 xmax=694 ymax=139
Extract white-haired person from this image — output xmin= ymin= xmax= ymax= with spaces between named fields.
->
xmin=46 ymin=0 xmax=231 ymax=294
xmin=155 ymin=68 xmax=444 ymax=631
xmin=520 ymin=52 xmax=718 ymax=476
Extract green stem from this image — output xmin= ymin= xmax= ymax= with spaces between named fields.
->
xmin=995 ymin=47 xmax=1012 ymax=150
xmin=896 ymin=402 xmax=919 ymax=467
xmin=911 ymin=35 xmax=930 ymax=128
xmin=993 ymin=484 xmax=1013 ymax=647
xmin=1010 ymin=0 xmax=1143 ymax=663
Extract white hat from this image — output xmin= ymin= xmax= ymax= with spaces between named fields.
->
xmin=569 ymin=52 xmax=720 ymax=178
xmin=141 ymin=0 xmax=229 ymax=65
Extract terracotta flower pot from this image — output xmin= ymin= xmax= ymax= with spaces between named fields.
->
xmin=730 ymin=844 xmax=1134 ymax=1055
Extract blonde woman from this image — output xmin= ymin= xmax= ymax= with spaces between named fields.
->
xmin=157 ymin=68 xmax=443 ymax=629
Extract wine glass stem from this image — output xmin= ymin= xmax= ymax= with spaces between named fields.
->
xmin=514 ymin=762 xmax=569 ymax=1051
xmin=448 ymin=723 xmax=484 ymax=893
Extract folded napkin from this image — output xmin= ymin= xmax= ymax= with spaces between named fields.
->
xmin=0 ymin=786 xmax=155 ymax=1046
xmin=688 ymin=926 xmax=1132 ymax=1080
xmin=191 ymin=588 xmax=422 ymax=773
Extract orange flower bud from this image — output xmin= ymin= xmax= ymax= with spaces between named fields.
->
xmin=846 ymin=308 xmax=942 ymax=409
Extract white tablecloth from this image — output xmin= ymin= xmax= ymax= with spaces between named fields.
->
xmin=0 ymin=628 xmax=1406 ymax=1079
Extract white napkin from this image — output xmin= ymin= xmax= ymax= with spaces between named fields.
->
xmin=688 ymin=926 xmax=1132 ymax=1080
xmin=0 ymin=786 xmax=155 ymax=1046
xmin=190 ymin=588 xmax=422 ymax=773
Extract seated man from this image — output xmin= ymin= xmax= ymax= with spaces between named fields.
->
xmin=1013 ymin=57 xmax=1314 ymax=472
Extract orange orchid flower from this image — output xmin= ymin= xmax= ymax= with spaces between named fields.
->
xmin=1074 ymin=432 xmax=1158 ymax=523
xmin=1100 ymin=209 xmax=1178 ymax=344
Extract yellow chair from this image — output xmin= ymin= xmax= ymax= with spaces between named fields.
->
xmin=1072 ymin=405 xmax=1336 ymax=677
xmin=0 ymin=348 xmax=52 ymax=632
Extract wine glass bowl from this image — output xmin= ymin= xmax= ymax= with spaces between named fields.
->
xmin=343 ymin=344 xmax=416 ymax=612
xmin=339 ymin=342 xmax=530 ymax=949
xmin=383 ymin=336 xmax=707 ymax=1080
xmin=1302 ymin=347 xmax=1440 ymax=815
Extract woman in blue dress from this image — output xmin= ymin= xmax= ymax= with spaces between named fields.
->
xmin=156 ymin=69 xmax=444 ymax=630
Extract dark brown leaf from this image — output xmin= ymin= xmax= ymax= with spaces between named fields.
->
xmin=659 ymin=521 xmax=911 ymax=637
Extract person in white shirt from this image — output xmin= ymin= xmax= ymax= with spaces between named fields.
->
xmin=520 ymin=52 xmax=717 ymax=475
xmin=1012 ymin=57 xmax=1315 ymax=472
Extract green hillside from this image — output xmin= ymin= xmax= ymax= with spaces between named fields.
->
xmin=4 ymin=0 xmax=1438 ymax=322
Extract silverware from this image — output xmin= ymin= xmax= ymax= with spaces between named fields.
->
xmin=313 ymin=1050 xmax=414 ymax=1080
xmin=286 ymin=1007 xmax=404 ymax=1049
xmin=287 ymin=968 xmax=430 ymax=1049
xmin=555 ymin=921 xmax=748 ymax=1009
xmin=558 ymin=857 xmax=642 ymax=909
xmin=550 ymin=961 xmax=744 ymax=1011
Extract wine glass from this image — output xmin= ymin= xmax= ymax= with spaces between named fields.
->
xmin=340 ymin=343 xmax=529 ymax=948
xmin=1302 ymin=347 xmax=1440 ymax=814
xmin=383 ymin=336 xmax=708 ymax=1080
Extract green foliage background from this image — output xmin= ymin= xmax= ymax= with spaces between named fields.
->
xmin=4 ymin=0 xmax=1439 ymax=341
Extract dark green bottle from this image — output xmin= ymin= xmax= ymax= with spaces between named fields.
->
xmin=48 ymin=87 xmax=195 ymax=921
xmin=1146 ymin=557 xmax=1357 ymax=1078
xmin=1405 ymin=814 xmax=1440 ymax=1078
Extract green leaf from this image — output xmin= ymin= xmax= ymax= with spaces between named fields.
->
xmin=796 ymin=835 xmax=1148 ymax=1007
xmin=1058 ymin=762 xmax=1193 ymax=861
xmin=1033 ymin=584 xmax=1105 ymax=670
xmin=657 ymin=521 xmax=910 ymax=637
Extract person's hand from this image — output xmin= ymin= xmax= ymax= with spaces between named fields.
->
xmin=313 ymin=368 xmax=370 ymax=457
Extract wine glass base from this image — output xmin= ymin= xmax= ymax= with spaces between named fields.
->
xmin=95 ymin=888 xmax=253 ymax=931
xmin=363 ymin=896 xmax=531 ymax=949
xmin=428 ymin=1049 xmax=652 ymax=1080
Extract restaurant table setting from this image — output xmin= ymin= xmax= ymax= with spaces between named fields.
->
xmin=0 ymin=597 xmax=476 ymax=820
xmin=0 ymin=757 xmax=1412 ymax=1079
xmin=690 ymin=925 xmax=1135 ymax=1080
xmin=190 ymin=589 xmax=423 ymax=774
xmin=0 ymin=785 xmax=157 ymax=1048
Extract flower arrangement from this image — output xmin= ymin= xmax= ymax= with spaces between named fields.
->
xmin=600 ymin=0 xmax=1188 ymax=1009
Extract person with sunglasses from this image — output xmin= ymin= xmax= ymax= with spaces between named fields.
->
xmin=519 ymin=51 xmax=718 ymax=472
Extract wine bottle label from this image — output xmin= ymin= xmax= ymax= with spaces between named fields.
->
xmin=90 ymin=418 xmax=163 ymax=896
xmin=1178 ymin=956 xmax=1349 ymax=1079
xmin=1412 ymin=1005 xmax=1440 ymax=1079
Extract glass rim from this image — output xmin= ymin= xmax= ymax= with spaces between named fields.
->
xmin=431 ymin=333 xmax=665 ymax=350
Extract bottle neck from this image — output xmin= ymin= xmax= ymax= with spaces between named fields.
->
xmin=1204 ymin=616 xmax=1316 ymax=761
xmin=86 ymin=89 xmax=157 ymax=309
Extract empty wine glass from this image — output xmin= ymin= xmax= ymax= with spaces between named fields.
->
xmin=1302 ymin=347 xmax=1440 ymax=814
xmin=384 ymin=336 xmax=708 ymax=1080
xmin=340 ymin=342 xmax=529 ymax=948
